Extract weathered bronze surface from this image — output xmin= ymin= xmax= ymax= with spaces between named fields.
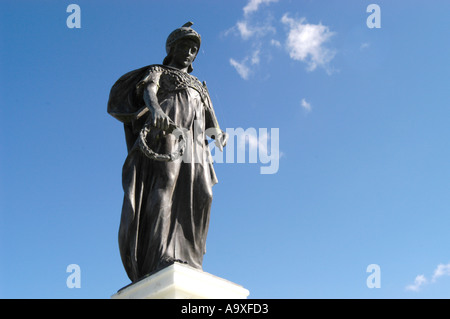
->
xmin=108 ymin=22 xmax=227 ymax=282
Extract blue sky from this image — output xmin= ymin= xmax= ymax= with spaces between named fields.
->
xmin=1 ymin=0 xmax=450 ymax=298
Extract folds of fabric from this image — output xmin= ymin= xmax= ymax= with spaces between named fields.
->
xmin=108 ymin=65 xmax=218 ymax=282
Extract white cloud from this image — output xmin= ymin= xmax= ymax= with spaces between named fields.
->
xmin=229 ymin=58 xmax=251 ymax=80
xmin=406 ymin=263 xmax=450 ymax=292
xmin=236 ymin=21 xmax=254 ymax=40
xmin=301 ymin=98 xmax=312 ymax=112
xmin=405 ymin=275 xmax=427 ymax=292
xmin=230 ymin=49 xmax=260 ymax=80
xmin=243 ymin=0 xmax=279 ymax=16
xmin=233 ymin=20 xmax=276 ymax=40
xmin=251 ymin=49 xmax=260 ymax=65
xmin=360 ymin=42 xmax=370 ymax=50
xmin=227 ymin=1 xmax=338 ymax=79
xmin=281 ymin=14 xmax=336 ymax=72
xmin=432 ymin=263 xmax=450 ymax=282
xmin=226 ymin=0 xmax=279 ymax=78
xmin=229 ymin=0 xmax=278 ymax=41
xmin=270 ymin=39 xmax=281 ymax=47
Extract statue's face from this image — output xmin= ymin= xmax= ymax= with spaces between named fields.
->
xmin=170 ymin=38 xmax=199 ymax=69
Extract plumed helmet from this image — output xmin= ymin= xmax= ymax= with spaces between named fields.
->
xmin=165 ymin=22 xmax=201 ymax=54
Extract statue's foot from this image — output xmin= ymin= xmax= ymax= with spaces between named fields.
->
xmin=157 ymin=257 xmax=188 ymax=269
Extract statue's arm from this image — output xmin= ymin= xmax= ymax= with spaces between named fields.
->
xmin=142 ymin=83 xmax=172 ymax=131
xmin=205 ymin=108 xmax=228 ymax=151
xmin=203 ymin=82 xmax=228 ymax=151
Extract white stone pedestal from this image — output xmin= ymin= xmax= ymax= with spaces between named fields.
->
xmin=111 ymin=263 xmax=250 ymax=299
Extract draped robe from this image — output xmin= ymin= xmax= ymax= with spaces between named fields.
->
xmin=107 ymin=64 xmax=220 ymax=282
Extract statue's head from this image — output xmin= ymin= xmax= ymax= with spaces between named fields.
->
xmin=163 ymin=22 xmax=201 ymax=73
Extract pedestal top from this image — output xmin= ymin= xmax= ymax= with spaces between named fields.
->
xmin=112 ymin=262 xmax=250 ymax=299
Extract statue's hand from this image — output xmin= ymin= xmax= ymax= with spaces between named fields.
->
xmin=151 ymin=109 xmax=173 ymax=132
xmin=214 ymin=131 xmax=228 ymax=152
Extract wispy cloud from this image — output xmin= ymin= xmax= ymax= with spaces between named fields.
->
xmin=230 ymin=48 xmax=261 ymax=80
xmin=250 ymin=49 xmax=260 ymax=64
xmin=232 ymin=18 xmax=276 ymax=41
xmin=227 ymin=0 xmax=277 ymax=41
xmin=432 ymin=263 xmax=450 ymax=282
xmin=236 ymin=21 xmax=254 ymax=40
xmin=229 ymin=58 xmax=251 ymax=80
xmin=227 ymin=0 xmax=278 ymax=79
xmin=360 ymin=42 xmax=370 ymax=50
xmin=270 ymin=39 xmax=281 ymax=47
xmin=227 ymin=1 xmax=337 ymax=79
xmin=281 ymin=14 xmax=336 ymax=72
xmin=301 ymin=98 xmax=312 ymax=112
xmin=406 ymin=263 xmax=450 ymax=292
xmin=243 ymin=0 xmax=279 ymax=16
xmin=405 ymin=275 xmax=427 ymax=292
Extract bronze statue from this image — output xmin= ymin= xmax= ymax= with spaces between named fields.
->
xmin=108 ymin=22 xmax=228 ymax=282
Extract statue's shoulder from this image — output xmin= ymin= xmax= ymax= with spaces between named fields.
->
xmin=114 ymin=64 xmax=163 ymax=80
xmin=145 ymin=64 xmax=167 ymax=74
xmin=145 ymin=64 xmax=189 ymax=75
xmin=130 ymin=64 xmax=206 ymax=93
xmin=108 ymin=65 xmax=157 ymax=122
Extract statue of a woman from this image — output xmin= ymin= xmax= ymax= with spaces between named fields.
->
xmin=107 ymin=22 xmax=227 ymax=282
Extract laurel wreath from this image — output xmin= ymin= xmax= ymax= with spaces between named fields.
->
xmin=138 ymin=122 xmax=186 ymax=162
